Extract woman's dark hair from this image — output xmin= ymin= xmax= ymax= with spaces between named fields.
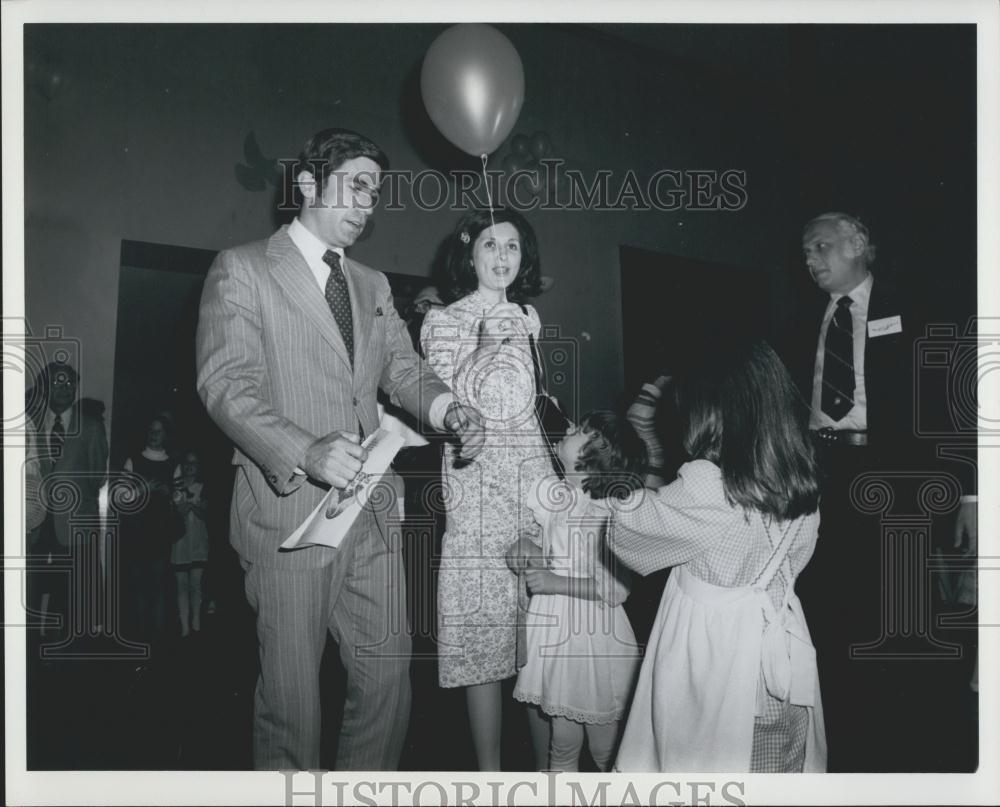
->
xmin=443 ymin=207 xmax=543 ymax=303
xmin=292 ymin=128 xmax=389 ymax=204
xmin=142 ymin=411 xmax=175 ymax=453
xmin=675 ymin=341 xmax=819 ymax=520
xmin=573 ymin=410 xmax=647 ymax=500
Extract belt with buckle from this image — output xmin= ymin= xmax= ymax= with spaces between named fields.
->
xmin=812 ymin=427 xmax=868 ymax=447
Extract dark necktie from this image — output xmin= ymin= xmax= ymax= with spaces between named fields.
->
xmin=50 ymin=412 xmax=65 ymax=460
xmin=322 ymin=250 xmax=354 ymax=365
xmin=821 ymin=295 xmax=855 ymax=421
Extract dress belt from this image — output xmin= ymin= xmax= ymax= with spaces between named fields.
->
xmin=811 ymin=427 xmax=868 ymax=447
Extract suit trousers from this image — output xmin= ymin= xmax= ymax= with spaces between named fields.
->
xmin=797 ymin=443 xmax=950 ymax=771
xmin=244 ymin=513 xmax=412 ymax=771
xmin=27 ymin=515 xmax=105 ymax=643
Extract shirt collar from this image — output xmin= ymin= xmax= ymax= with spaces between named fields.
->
xmin=288 ymin=217 xmax=344 ymax=268
xmin=45 ymin=405 xmax=74 ymax=432
xmin=831 ymin=272 xmax=873 ymax=310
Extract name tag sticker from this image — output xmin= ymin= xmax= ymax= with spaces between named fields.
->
xmin=868 ymin=315 xmax=902 ymax=337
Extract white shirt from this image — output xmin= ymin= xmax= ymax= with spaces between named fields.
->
xmin=288 ymin=217 xmax=345 ymax=293
xmin=286 ymin=217 xmax=453 ymax=435
xmin=42 ymin=405 xmax=75 ymax=436
xmin=809 ymin=273 xmax=873 ymax=431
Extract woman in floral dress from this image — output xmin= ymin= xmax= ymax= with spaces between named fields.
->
xmin=421 ymin=207 xmax=551 ymax=770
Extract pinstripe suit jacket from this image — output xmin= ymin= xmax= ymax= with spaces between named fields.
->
xmin=196 ymin=225 xmax=449 ymax=570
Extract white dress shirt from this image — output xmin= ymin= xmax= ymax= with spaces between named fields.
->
xmin=288 ymin=217 xmax=344 ymax=293
xmin=286 ymin=217 xmax=453 ymax=435
xmin=42 ymin=404 xmax=75 ymax=437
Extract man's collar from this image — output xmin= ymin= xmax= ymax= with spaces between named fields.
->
xmin=831 ymin=272 xmax=873 ymax=306
xmin=288 ymin=218 xmax=344 ymax=265
xmin=45 ymin=404 xmax=75 ymax=431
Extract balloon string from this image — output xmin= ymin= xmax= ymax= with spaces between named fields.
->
xmin=481 ymin=153 xmax=505 ymax=303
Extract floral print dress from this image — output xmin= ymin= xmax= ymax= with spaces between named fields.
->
xmin=421 ymin=290 xmax=552 ymax=687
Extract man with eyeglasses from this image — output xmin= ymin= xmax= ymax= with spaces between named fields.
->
xmin=196 ymin=128 xmax=484 ymax=771
xmin=28 ymin=360 xmax=109 ymax=642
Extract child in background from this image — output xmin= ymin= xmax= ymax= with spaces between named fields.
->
xmin=608 ymin=342 xmax=826 ymax=772
xmin=171 ymin=450 xmax=209 ymax=639
xmin=626 ymin=374 xmax=671 ymax=489
xmin=508 ymin=410 xmax=646 ymax=771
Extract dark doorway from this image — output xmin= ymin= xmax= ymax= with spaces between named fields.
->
xmin=618 ymin=245 xmax=769 ymax=645
xmin=619 ymin=245 xmax=769 ymax=394
xmin=111 ymin=240 xmax=222 ymax=469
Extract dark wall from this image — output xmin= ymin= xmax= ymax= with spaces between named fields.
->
xmin=23 ymin=23 xmax=977 ymax=423
xmin=777 ymin=25 xmax=978 ymax=325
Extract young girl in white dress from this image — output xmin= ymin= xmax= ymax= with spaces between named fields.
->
xmin=171 ymin=450 xmax=209 ymax=638
xmin=508 ymin=410 xmax=646 ymax=771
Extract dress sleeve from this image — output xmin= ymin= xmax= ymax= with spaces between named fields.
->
xmin=523 ymin=304 xmax=542 ymax=339
xmin=526 ymin=476 xmax=555 ymax=529
xmin=420 ymin=307 xmax=462 ymax=388
xmin=562 ymin=501 xmax=631 ymax=607
xmin=608 ymin=459 xmax=739 ymax=576
xmin=524 ymin=475 xmax=564 ymax=548
xmin=590 ymin=522 xmax=632 ymax=607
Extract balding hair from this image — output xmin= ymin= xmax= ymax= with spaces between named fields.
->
xmin=804 ymin=211 xmax=877 ymax=265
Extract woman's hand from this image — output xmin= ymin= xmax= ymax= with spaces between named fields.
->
xmin=479 ymin=302 xmax=530 ymax=341
xmin=148 ymin=478 xmax=170 ymax=497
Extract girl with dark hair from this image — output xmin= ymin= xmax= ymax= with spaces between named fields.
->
xmin=508 ymin=411 xmax=645 ymax=771
xmin=609 ymin=342 xmax=827 ymax=772
xmin=420 ymin=207 xmax=549 ymax=770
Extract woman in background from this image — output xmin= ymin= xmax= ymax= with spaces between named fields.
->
xmin=123 ymin=414 xmax=177 ymax=645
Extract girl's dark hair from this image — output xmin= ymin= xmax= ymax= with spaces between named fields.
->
xmin=442 ymin=207 xmax=543 ymax=304
xmin=675 ymin=341 xmax=819 ymax=520
xmin=572 ymin=410 xmax=647 ymax=500
xmin=178 ymin=449 xmax=204 ymax=481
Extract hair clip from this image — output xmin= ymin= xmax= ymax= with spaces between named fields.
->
xmin=459 ymin=231 xmax=471 ymax=244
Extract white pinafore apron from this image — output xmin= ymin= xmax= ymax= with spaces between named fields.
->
xmin=615 ymin=515 xmax=827 ymax=772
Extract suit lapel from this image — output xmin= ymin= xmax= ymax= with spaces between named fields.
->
xmin=266 ymin=228 xmax=353 ymax=370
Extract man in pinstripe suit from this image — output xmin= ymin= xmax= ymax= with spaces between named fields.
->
xmin=196 ymin=128 xmax=483 ymax=771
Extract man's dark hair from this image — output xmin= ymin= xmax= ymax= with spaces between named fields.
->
xmin=293 ymin=128 xmax=389 ymax=204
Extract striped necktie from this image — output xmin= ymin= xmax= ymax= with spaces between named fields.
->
xmin=821 ymin=295 xmax=855 ymax=421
